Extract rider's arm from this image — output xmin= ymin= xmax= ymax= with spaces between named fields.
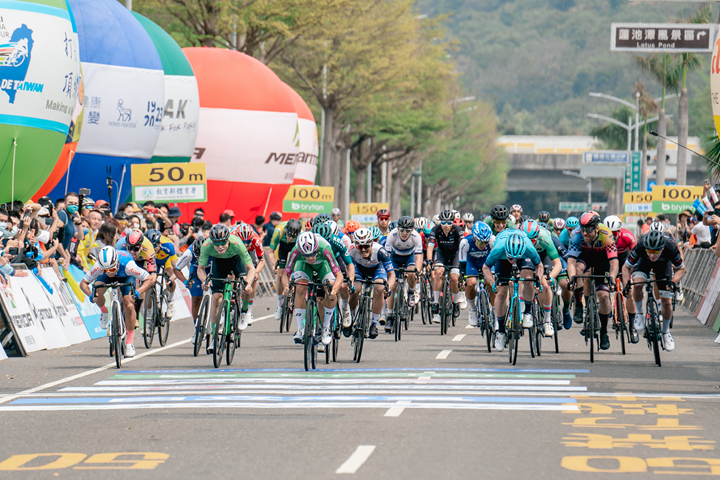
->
xmin=549 ymin=257 xmax=561 ymax=279
xmin=458 ymin=238 xmax=469 ymax=277
xmin=621 ymin=259 xmax=632 ymax=286
xmin=79 ymin=264 xmax=103 ymax=297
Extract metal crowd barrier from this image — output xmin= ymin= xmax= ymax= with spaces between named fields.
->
xmin=680 ymin=248 xmax=718 ymax=314
xmin=256 ymin=265 xmax=277 ymax=297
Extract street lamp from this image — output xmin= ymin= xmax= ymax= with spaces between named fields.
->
xmin=563 ymin=170 xmax=592 ymax=205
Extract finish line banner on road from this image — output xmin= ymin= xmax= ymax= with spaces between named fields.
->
xmin=282 ymin=186 xmax=334 ymax=214
xmin=131 ymin=163 xmax=207 ymax=203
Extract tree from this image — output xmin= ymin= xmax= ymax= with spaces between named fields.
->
xmin=634 ymin=82 xmax=658 ymax=191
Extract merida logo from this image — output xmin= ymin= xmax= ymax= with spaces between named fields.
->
xmin=265 ymin=152 xmax=318 ymax=165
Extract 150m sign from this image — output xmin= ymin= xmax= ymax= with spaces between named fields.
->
xmin=131 ymin=163 xmax=207 ymax=203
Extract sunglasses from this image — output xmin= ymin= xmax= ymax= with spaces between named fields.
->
xmin=399 ymin=228 xmax=413 ymax=234
xmin=102 ymin=267 xmax=118 ymax=274
xmin=474 ymin=239 xmax=488 ymax=247
xmin=302 ymin=252 xmax=318 ymax=259
xmin=581 ymin=226 xmax=596 ymax=233
xmin=440 ymin=221 xmax=453 ymax=226
xmin=127 ymin=245 xmax=141 ymax=252
xmin=646 ymin=248 xmax=662 ymax=255
xmin=212 ymin=241 xmax=228 ymax=247
xmin=357 ymin=244 xmax=371 ymax=250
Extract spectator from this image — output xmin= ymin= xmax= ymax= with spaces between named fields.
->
xmin=677 ymin=210 xmax=692 ymax=246
xmin=253 ymin=215 xmax=264 ymax=236
xmin=263 ymin=212 xmax=282 ymax=248
xmin=642 ymin=217 xmax=652 ymax=234
xmin=194 ymin=208 xmax=204 ymax=221
xmin=55 ymin=197 xmax=65 ymax=211
xmin=692 ymin=214 xmax=712 ymax=249
xmin=168 ymin=206 xmax=183 ymax=235
xmin=220 ymin=211 xmax=234 ymax=226
xmin=77 ymin=209 xmax=102 ymax=270
xmin=201 ymin=220 xmax=213 ymax=238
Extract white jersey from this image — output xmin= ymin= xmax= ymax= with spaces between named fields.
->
xmin=458 ymin=235 xmax=495 ymax=263
xmin=384 ymin=229 xmax=423 ymax=256
xmin=175 ymin=248 xmax=194 ymax=271
xmin=350 ymin=243 xmax=393 ymax=269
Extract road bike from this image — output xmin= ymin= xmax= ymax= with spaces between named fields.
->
xmin=295 ymin=279 xmax=330 ymax=371
xmin=418 ymin=267 xmax=433 ymax=326
xmin=391 ymin=266 xmax=416 ymax=342
xmin=211 ymin=276 xmax=246 ymax=368
xmin=437 ymin=264 xmax=457 ymax=335
xmin=142 ymin=265 xmax=172 ymax=348
xmin=192 ymin=278 xmax=212 ymax=357
xmin=279 ymin=282 xmax=295 ymax=334
xmin=613 ymin=277 xmax=629 ymax=355
xmin=549 ymin=276 xmax=563 ymax=354
xmin=95 ymin=281 xmax=134 ymax=369
xmin=499 ymin=267 xmax=540 ymax=365
xmin=467 ymin=275 xmax=494 ymax=353
xmin=627 ymin=277 xmax=669 ymax=367
xmin=352 ymin=277 xmax=388 ymax=363
xmin=572 ymin=273 xmax=611 ymax=364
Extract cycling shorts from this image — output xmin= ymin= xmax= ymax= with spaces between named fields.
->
xmin=540 ymin=251 xmax=567 ymax=279
xmin=575 ymin=251 xmax=611 ymax=291
xmin=291 ymin=259 xmax=335 ymax=285
xmin=187 ymin=265 xmax=209 ymax=297
xmin=210 ymin=256 xmax=247 ymax=294
xmin=434 ymin=249 xmax=459 ymax=275
xmin=96 ymin=275 xmax=135 ymax=297
xmin=495 ymin=258 xmax=536 ymax=286
xmin=355 ymin=264 xmax=388 ymax=282
xmin=631 ymin=258 xmax=674 ymax=298
xmin=276 ymin=242 xmax=294 ymax=269
xmin=391 ymin=252 xmax=416 ymax=272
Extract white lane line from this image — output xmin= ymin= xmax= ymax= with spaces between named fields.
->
xmin=436 ymin=350 xmax=452 ymax=360
xmin=336 ymin=445 xmax=376 ymax=474
xmin=0 ymin=338 xmax=191 ymax=405
xmin=465 ymin=324 xmax=473 ymax=329
xmin=384 ymin=400 xmax=411 ymax=417
xmin=452 ymin=334 xmax=466 ymax=342
xmin=247 ymin=314 xmax=273 ymax=325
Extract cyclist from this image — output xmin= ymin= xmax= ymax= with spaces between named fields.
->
xmin=270 ymin=219 xmax=302 ymax=320
xmin=560 ymin=216 xmax=579 ymax=249
xmin=462 ymin=213 xmax=474 ymax=236
xmin=538 ymin=211 xmax=551 ymax=226
xmin=459 ymin=221 xmax=495 ymax=327
xmin=327 ymin=220 xmax=352 ymax=251
xmin=116 ymin=229 xmax=158 ymax=315
xmin=482 ymin=230 xmax=544 ymax=351
xmin=344 ymin=219 xmax=362 ymax=237
xmin=427 ymin=210 xmax=464 ymax=323
xmin=567 ymin=212 xmax=619 ymax=351
xmin=604 ymin=215 xmax=639 ymax=341
xmin=509 ymin=204 xmax=523 ymax=224
xmin=312 ymin=221 xmax=355 ymax=331
xmin=384 ymin=216 xmax=423 ymax=333
xmin=80 ymin=246 xmax=154 ymax=358
xmin=173 ymin=239 xmax=208 ymax=343
xmin=370 ymin=226 xmax=383 ymax=243
xmin=348 ymin=228 xmax=395 ymax=339
xmin=281 ymin=232 xmax=343 ymax=347
xmin=432 ymin=214 xmax=440 ymax=226
xmin=484 ymin=204 xmax=517 ymax=236
xmin=235 ymin=223 xmax=266 ymax=323
xmin=146 ymin=229 xmax=178 ymax=318
xmin=552 ymin=218 xmax=565 ymax=238
xmin=331 ymin=207 xmax=344 ymax=229
xmin=197 ymin=224 xmax=256 ymax=352
xmin=377 ymin=209 xmax=391 ymax=238
xmin=622 ymin=229 xmax=685 ymax=352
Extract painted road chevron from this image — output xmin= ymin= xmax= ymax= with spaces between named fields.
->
xmin=0 ymin=368 xmax=587 ymax=412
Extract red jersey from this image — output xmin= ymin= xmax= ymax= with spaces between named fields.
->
xmin=243 ymin=233 xmax=264 ymax=259
xmin=613 ymin=228 xmax=636 ymax=255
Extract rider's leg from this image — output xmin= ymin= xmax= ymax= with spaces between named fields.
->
xmin=122 ymin=294 xmax=137 ymax=344
xmin=494 ymin=285 xmax=509 ymax=333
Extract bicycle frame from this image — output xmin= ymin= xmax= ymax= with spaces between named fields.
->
xmin=627 ymin=277 xmax=669 ymax=367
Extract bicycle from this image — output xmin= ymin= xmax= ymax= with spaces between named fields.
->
xmin=418 ymin=267 xmax=433 ymax=326
xmin=626 ymin=277 xmax=669 ymax=367
xmin=192 ymin=277 xmax=212 ymax=357
xmin=613 ymin=277 xmax=629 ymax=356
xmin=94 ymin=281 xmax=134 ymax=369
xmin=467 ymin=275 xmax=494 ymax=353
xmin=542 ymin=272 xmax=563 ymax=354
xmin=293 ymin=279 xmax=331 ymax=371
xmin=572 ymin=273 xmax=611 ymax=364
xmin=498 ymin=267 xmax=540 ymax=365
xmin=352 ymin=277 xmax=388 ymax=363
xmin=279 ymin=282 xmax=295 ymax=334
xmin=391 ymin=266 xmax=416 ymax=342
xmin=210 ymin=276 xmax=246 ymax=368
xmin=142 ymin=265 xmax=172 ymax=349
xmin=437 ymin=264 xmax=457 ymax=335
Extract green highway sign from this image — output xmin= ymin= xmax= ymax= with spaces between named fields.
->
xmin=559 ymin=202 xmax=608 ymax=212
xmin=624 ymin=151 xmax=641 ymax=192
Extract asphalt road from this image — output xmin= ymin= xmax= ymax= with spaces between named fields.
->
xmin=2 ymin=296 xmax=720 ymax=478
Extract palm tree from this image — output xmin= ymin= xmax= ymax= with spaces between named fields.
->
xmin=634 ymin=82 xmax=658 ymax=190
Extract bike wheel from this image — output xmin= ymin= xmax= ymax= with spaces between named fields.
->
xmin=213 ymin=300 xmax=228 ymax=368
xmin=552 ymin=297 xmax=560 ymax=354
xmin=112 ymin=302 xmax=122 ymax=369
xmin=158 ymin=299 xmax=170 ymax=347
xmin=355 ymin=303 xmax=368 ymax=364
xmin=479 ymin=289 xmax=492 ymax=353
xmin=587 ymin=296 xmax=596 ymax=364
xmin=395 ymin=285 xmax=404 ymax=342
xmin=649 ymin=309 xmax=661 ymax=367
xmin=528 ymin=300 xmax=537 ymax=359
xmin=533 ymin=299 xmax=542 ymax=357
xmin=280 ymin=294 xmax=290 ymax=333
xmin=512 ymin=302 xmax=521 ymax=366
xmin=617 ymin=293 xmax=627 ymax=356
xmin=194 ymin=295 xmax=210 ymax=357
xmin=142 ymin=287 xmax=157 ymax=349
xmin=226 ymin=304 xmax=237 ymax=366
xmin=304 ymin=300 xmax=316 ymax=371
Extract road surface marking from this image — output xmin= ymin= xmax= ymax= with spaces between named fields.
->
xmin=336 ymin=445 xmax=376 ymax=474
xmin=436 ymin=350 xmax=452 ymax=359
xmin=453 ymin=334 xmax=466 ymax=341
xmin=247 ymin=314 xmax=273 ymax=325
xmin=384 ymin=400 xmax=411 ymax=417
xmin=466 ymin=324 xmax=473 ymax=329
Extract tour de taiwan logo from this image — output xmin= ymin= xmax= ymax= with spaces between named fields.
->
xmin=0 ymin=24 xmax=44 ymax=104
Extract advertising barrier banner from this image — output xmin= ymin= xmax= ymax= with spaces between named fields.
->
xmin=651 ymin=185 xmax=703 ymax=214
xmin=67 ymin=265 xmax=104 ymax=339
xmin=11 ymin=274 xmax=70 ymax=349
xmin=40 ymin=268 xmax=91 ymax=345
xmin=0 ymin=280 xmax=48 ymax=353
xmin=0 ymin=342 xmax=6 ymax=361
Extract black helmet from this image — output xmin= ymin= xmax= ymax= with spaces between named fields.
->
xmin=490 ymin=205 xmax=509 ymax=221
xmin=285 ymin=219 xmax=302 ymax=238
xmin=439 ymin=210 xmax=454 ymax=222
xmin=644 ymin=230 xmax=666 ymax=250
xmin=191 ymin=237 xmax=203 ymax=257
xmin=397 ymin=216 xmax=414 ymax=230
xmin=389 ymin=221 xmax=398 ymax=231
xmin=538 ymin=211 xmax=550 ymax=223
xmin=210 ymin=224 xmax=230 ymax=243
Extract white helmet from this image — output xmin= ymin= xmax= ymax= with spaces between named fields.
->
xmin=462 ymin=213 xmax=474 ymax=222
xmin=98 ymin=246 xmax=119 ymax=271
xmin=414 ymin=217 xmax=427 ymax=230
xmin=432 ymin=214 xmax=440 ymax=225
xmin=452 ymin=210 xmax=460 ymax=220
xmin=353 ymin=228 xmax=373 ymax=246
xmin=603 ymin=215 xmax=622 ymax=232
xmin=297 ymin=232 xmax=319 ymax=255
xmin=649 ymin=221 xmax=665 ymax=232
xmin=331 ymin=207 xmax=341 ymax=216
xmin=327 ymin=220 xmax=339 ymax=236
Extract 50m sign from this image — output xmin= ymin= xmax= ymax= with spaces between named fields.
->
xmin=132 ymin=163 xmax=206 ymax=187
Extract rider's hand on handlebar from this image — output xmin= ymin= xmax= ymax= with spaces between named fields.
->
xmin=668 ymin=281 xmax=677 ymax=293
xmin=622 ymin=283 xmax=631 ymax=297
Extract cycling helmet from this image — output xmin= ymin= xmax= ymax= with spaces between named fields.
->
xmin=331 ymin=207 xmax=341 ymax=216
xmin=566 ymin=216 xmax=579 ymax=229
xmin=439 ymin=210 xmax=454 ymax=222
xmin=580 ymin=212 xmax=600 ymax=228
xmin=97 ymin=246 xmax=119 ymax=271
xmin=510 ymin=204 xmax=523 ymax=213
xmin=423 ymin=223 xmax=433 ymax=235
xmin=210 ymin=224 xmax=230 ymax=244
xmin=505 ymin=232 xmax=527 ymax=259
xmin=432 ymin=214 xmax=440 ymax=225
xmin=191 ymin=237 xmax=203 ymax=257
xmin=377 ymin=209 xmax=390 ymax=220
xmin=304 ymin=219 xmax=314 ymax=231
xmin=389 ymin=221 xmax=398 ymax=231
xmin=146 ymin=229 xmax=162 ymax=247
xmin=472 ymin=221 xmax=492 ymax=242
xmin=521 ymin=220 xmax=541 ymax=240
xmin=604 ymin=215 xmax=622 ymax=232
xmin=229 ymin=223 xmax=241 ymax=235
xmin=370 ymin=225 xmax=382 ymax=240
xmin=644 ymin=230 xmax=666 ymax=250
xmin=297 ymin=232 xmax=320 ymax=255
xmin=538 ymin=211 xmax=550 ymax=224
xmin=462 ymin=213 xmax=474 ymax=222
xmin=237 ymin=223 xmax=255 ymax=242
xmin=490 ymin=205 xmax=509 ymax=221
xmin=353 ymin=228 xmax=374 ymax=246
xmin=126 ymin=229 xmax=144 ymax=249
xmin=285 ymin=219 xmax=302 ymax=238
xmin=414 ymin=217 xmax=427 ymax=231
xmin=453 ymin=218 xmax=464 ymax=227
xmin=553 ymin=218 xmax=565 ymax=230
xmin=398 ymin=216 xmax=414 ymax=231
xmin=327 ymin=220 xmax=339 ymax=236
xmin=649 ymin=221 xmax=665 ymax=232
xmin=115 ymin=211 xmax=128 ymax=222
xmin=315 ymin=213 xmax=331 ymax=225
xmin=520 ymin=215 xmax=531 ymax=223
xmin=452 ymin=210 xmax=460 ymax=220
xmin=345 ymin=220 xmax=361 ymax=234
xmin=312 ymin=221 xmax=333 ymax=240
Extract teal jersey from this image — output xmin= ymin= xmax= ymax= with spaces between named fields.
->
xmin=325 ymin=234 xmax=352 ymax=266
xmin=559 ymin=229 xmax=570 ymax=249
xmin=532 ymin=228 xmax=559 ymax=260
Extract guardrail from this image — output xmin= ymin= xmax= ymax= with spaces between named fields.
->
xmin=680 ymin=249 xmax=718 ymax=314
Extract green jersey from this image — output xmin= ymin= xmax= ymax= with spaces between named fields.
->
xmin=198 ymin=235 xmax=253 ymax=267
xmin=532 ymin=228 xmax=559 ymax=260
xmin=484 ymin=216 xmax=517 ymax=236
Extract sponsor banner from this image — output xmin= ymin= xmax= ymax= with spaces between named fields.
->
xmin=132 ymin=162 xmax=206 ymax=186
xmin=11 ymin=273 xmax=70 ymax=349
xmin=0 ymin=279 xmax=48 ymax=353
xmin=154 ymin=75 xmax=199 ymax=158
xmin=625 ymin=203 xmax=652 ymax=213
xmin=0 ymin=4 xmax=79 ymax=133
xmin=713 ymin=29 xmax=720 ymax=135
xmin=40 ymin=267 xmax=90 ymax=345
xmin=77 ymin=62 xmax=164 ymax=158
xmin=133 ymin=184 xmax=205 ymax=203
xmin=170 ymin=281 xmax=191 ymax=322
xmin=651 ymin=185 xmax=703 ymax=214
xmin=293 ymin=117 xmax=319 ymax=183
xmin=283 ymin=185 xmax=334 ymax=202
xmin=67 ymin=265 xmax=104 ymax=339
xmin=283 ymin=199 xmax=332 ymax=214
xmin=351 ymin=214 xmax=379 ymax=226
xmin=192 ymin=108 xmax=298 ymax=185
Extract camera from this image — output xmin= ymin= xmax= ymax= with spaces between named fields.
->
xmin=79 ymin=188 xmax=91 ymax=196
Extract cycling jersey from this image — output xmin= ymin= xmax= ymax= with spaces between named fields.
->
xmin=626 ymin=235 xmax=683 ymax=269
xmin=284 ymin=241 xmax=341 ymax=276
xmin=427 ymin=224 xmax=464 ymax=255
xmin=198 ymin=235 xmax=252 ymax=268
xmin=84 ymin=250 xmax=149 ymax=296
xmin=531 ymin=227 xmax=559 ymax=261
xmin=551 ymin=235 xmax=570 ymax=262
xmin=155 ymin=235 xmax=178 ymax=268
xmin=384 ymin=229 xmax=423 ymax=256
xmin=269 ymin=222 xmax=290 ymax=251
xmin=116 ymin=236 xmax=157 ymax=273
xmin=614 ymin=228 xmax=637 ymax=255
xmin=336 ymin=231 xmax=353 ymax=251
xmin=483 ymin=216 xmax=517 ymax=235
xmin=485 ymin=230 xmax=541 ymax=270
xmin=559 ymin=228 xmax=571 ymax=249
xmin=350 ymin=243 xmax=393 ymax=281
xmin=242 ymin=232 xmax=264 ymax=260
xmin=325 ymin=234 xmax=352 ymax=266
xmin=568 ymin=224 xmax=618 ymax=261
xmin=459 ymin=235 xmax=495 ymax=276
